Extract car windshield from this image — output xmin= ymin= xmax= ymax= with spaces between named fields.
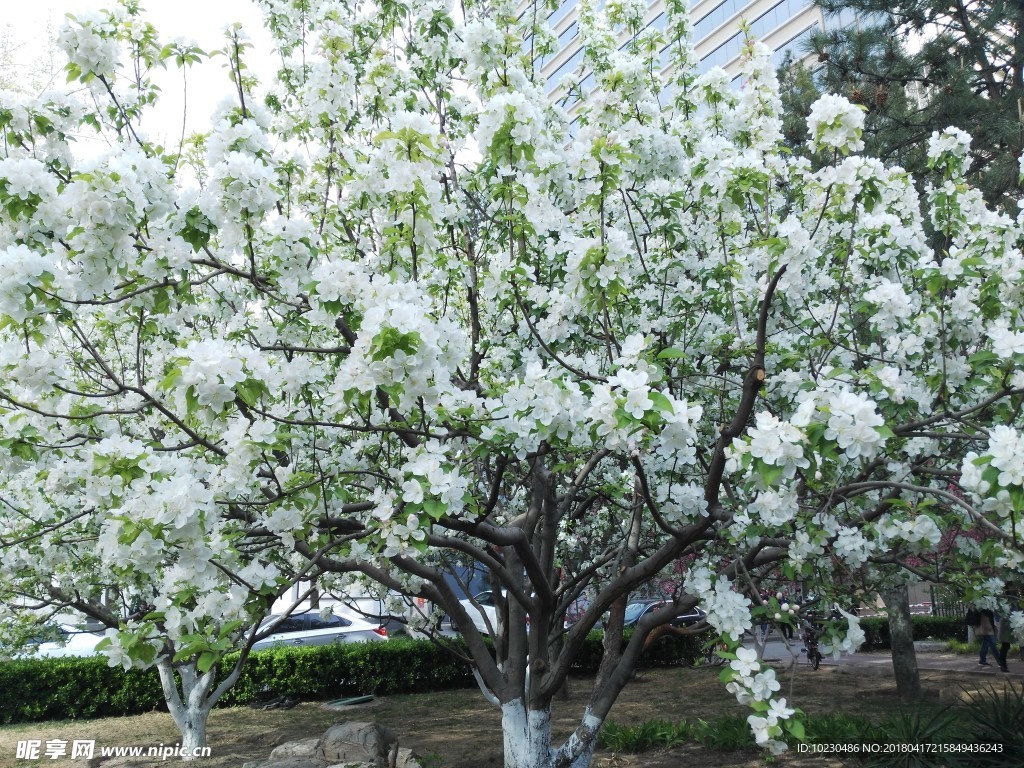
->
xmin=309 ymin=615 xmax=350 ymax=630
xmin=261 ymin=616 xmax=304 ymax=634
xmin=623 ymin=602 xmax=651 ymax=623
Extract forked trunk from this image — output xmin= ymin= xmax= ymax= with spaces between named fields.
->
xmin=156 ymin=659 xmax=215 ymax=760
xmin=501 ymin=700 xmax=598 ymax=768
xmin=173 ymin=706 xmax=209 ymax=759
xmin=503 ymin=701 xmax=553 ymax=768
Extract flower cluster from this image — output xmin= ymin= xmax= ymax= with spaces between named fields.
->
xmin=398 ymin=443 xmax=470 ymax=519
xmin=822 ymin=390 xmax=887 ymax=460
xmin=820 ymin=608 xmax=866 ymax=657
xmin=725 ymin=647 xmax=793 ymax=754
xmin=833 ymin=526 xmax=874 ymax=567
xmin=704 ymin=583 xmax=753 ymax=639
xmin=747 ymin=487 xmax=799 ymax=526
xmin=927 ymin=127 xmax=971 ymax=176
xmin=963 ymin=426 xmax=1024 ymax=497
xmin=176 ymin=340 xmax=250 ymax=413
xmin=57 ymin=9 xmax=120 ymax=81
xmin=0 ymin=244 xmax=53 ymax=323
xmin=876 ymin=514 xmax=942 ymax=551
xmin=862 ymin=279 xmax=918 ymax=335
xmin=988 ymin=319 xmax=1024 ymax=359
xmin=806 ymin=94 xmax=865 ymax=154
xmin=746 ymin=412 xmax=808 ymax=480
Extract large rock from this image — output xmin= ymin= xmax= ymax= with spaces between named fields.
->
xmin=316 ymin=723 xmax=397 ymax=767
xmin=245 ymin=760 xmax=328 ymax=768
xmin=270 ymin=739 xmax=322 ymax=761
xmin=395 ymin=747 xmax=423 ymax=768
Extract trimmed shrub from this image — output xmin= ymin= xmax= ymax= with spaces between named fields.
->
xmin=0 ymin=628 xmax=704 ymax=724
xmin=0 ymin=639 xmax=476 ymax=724
xmin=858 ymin=616 xmax=965 ymax=651
xmin=567 ymin=627 xmax=705 ymax=670
xmin=220 ymin=636 xmax=476 ymax=705
xmin=0 ymin=656 xmax=164 ymax=723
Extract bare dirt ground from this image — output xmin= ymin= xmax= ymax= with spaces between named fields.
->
xmin=0 ymin=661 xmax=1007 ymax=768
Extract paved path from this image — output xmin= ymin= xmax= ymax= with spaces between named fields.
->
xmin=744 ymin=632 xmax=1024 ymax=677
xmin=820 ymin=650 xmax=1024 ymax=677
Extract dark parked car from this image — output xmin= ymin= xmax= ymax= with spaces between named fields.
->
xmin=622 ymin=599 xmax=706 ymax=628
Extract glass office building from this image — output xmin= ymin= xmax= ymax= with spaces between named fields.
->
xmin=527 ymin=0 xmax=826 ymax=101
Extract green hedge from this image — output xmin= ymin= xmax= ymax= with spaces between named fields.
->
xmin=0 ymin=637 xmax=476 ymax=724
xmin=219 ymin=636 xmax=476 ymax=705
xmin=0 ymin=656 xmax=165 ymax=723
xmin=858 ymin=615 xmax=966 ymax=651
xmin=567 ymin=628 xmax=706 ymax=671
xmin=0 ymin=629 xmax=705 ymax=724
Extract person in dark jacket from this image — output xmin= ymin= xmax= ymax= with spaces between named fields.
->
xmin=965 ymin=603 xmax=980 ymax=643
xmin=997 ymin=614 xmax=1013 ymax=672
xmin=976 ymin=608 xmax=999 ymax=667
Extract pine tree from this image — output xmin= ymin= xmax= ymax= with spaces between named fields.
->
xmin=780 ymin=0 xmax=1024 ymax=206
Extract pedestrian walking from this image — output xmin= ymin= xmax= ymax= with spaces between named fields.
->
xmin=997 ymin=614 xmax=1012 ymax=672
xmin=976 ymin=608 xmax=999 ymax=667
xmin=965 ymin=602 xmax=979 ymax=644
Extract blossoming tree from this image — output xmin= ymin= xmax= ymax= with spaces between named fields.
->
xmin=2 ymin=0 xmax=1024 ymax=764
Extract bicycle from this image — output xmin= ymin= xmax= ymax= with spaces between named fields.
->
xmin=802 ymin=624 xmax=822 ymax=670
xmin=702 ymin=638 xmax=729 ymax=666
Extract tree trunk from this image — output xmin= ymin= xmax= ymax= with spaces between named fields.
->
xmin=883 ymin=585 xmax=921 ymax=704
xmin=501 ymin=700 xmax=598 ymax=768
xmin=502 ymin=700 xmax=554 ymax=768
xmin=171 ymin=703 xmax=209 ymax=758
xmin=156 ymin=659 xmax=215 ymax=759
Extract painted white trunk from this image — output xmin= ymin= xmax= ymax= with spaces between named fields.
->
xmin=501 ymin=701 xmax=597 ymax=768
xmin=156 ymin=659 xmax=214 ymax=760
xmin=175 ymin=706 xmax=209 ymax=760
xmin=502 ymin=700 xmax=555 ymax=768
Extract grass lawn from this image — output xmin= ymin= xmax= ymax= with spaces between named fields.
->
xmin=0 ymin=661 xmax=1007 ymax=767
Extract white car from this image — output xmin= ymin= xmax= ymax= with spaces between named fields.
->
xmin=251 ymin=610 xmax=388 ymax=651
xmin=453 ymin=591 xmax=501 ymax=634
xmin=34 ymin=624 xmax=105 ymax=658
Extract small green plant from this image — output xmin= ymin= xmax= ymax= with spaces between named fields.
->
xmin=692 ymin=715 xmax=753 ymax=750
xmin=597 ymin=719 xmax=692 ymax=752
xmin=960 ymin=682 xmax=1024 ymax=766
xmin=944 ymin=639 xmax=979 ymax=654
xmin=858 ymin=707 xmax=960 ymax=768
xmin=418 ymin=752 xmax=447 ymax=768
xmin=802 ymin=712 xmax=875 ymax=745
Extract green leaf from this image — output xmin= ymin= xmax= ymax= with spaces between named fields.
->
xmin=785 ymin=718 xmax=806 ymax=740
xmin=235 ymin=378 xmax=266 ymax=407
xmin=159 ymin=365 xmax=182 ymax=391
xmin=135 ymin=643 xmax=157 ymax=665
xmin=649 ymin=391 xmax=674 ymax=416
xmin=968 ymin=350 xmax=999 ymax=367
xmin=657 ymin=348 xmax=687 ymax=360
xmin=422 ymin=498 xmax=446 ymax=520
xmin=197 ymin=651 xmax=217 ymax=674
xmin=152 ymin=287 xmax=171 ymax=314
xmin=185 ymin=386 xmax=201 ymax=415
xmin=755 ymin=459 xmax=785 ymax=487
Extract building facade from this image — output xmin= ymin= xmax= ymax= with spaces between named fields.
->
xmin=529 ymin=0 xmax=829 ymax=101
